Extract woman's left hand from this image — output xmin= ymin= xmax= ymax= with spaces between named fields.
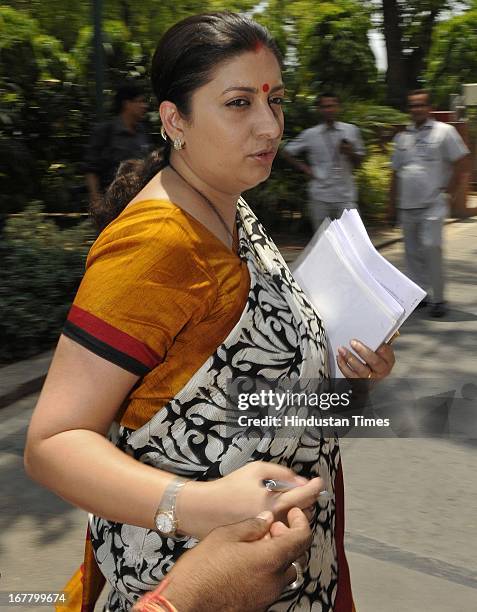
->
xmin=336 ymin=339 xmax=395 ymax=381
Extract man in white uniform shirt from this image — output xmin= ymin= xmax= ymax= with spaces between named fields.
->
xmin=389 ymin=90 xmax=469 ymax=318
xmin=282 ymin=92 xmax=365 ymax=231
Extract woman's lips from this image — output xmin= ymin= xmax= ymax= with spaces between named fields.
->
xmin=250 ymin=150 xmax=276 ymax=164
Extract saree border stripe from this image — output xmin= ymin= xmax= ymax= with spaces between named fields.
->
xmin=67 ymin=304 xmax=159 ymax=368
xmin=63 ymin=321 xmax=150 ymax=376
xmin=334 ymin=460 xmax=354 ymax=611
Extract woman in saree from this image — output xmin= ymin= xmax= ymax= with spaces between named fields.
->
xmin=25 ymin=12 xmax=395 ymax=612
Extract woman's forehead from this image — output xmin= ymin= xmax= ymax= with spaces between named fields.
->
xmin=207 ymin=48 xmax=283 ymax=92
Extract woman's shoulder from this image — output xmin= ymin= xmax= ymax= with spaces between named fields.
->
xmin=96 ymin=199 xmax=195 ymax=246
xmin=87 ymin=199 xmax=211 ymax=273
xmin=101 ymin=198 xmax=184 ymax=238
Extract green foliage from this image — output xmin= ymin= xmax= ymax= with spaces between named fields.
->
xmin=0 ymin=204 xmax=94 ymax=363
xmin=300 ymin=2 xmax=377 ymax=98
xmin=3 ymin=0 xmax=257 ymax=54
xmin=0 ymin=7 xmax=88 ymax=213
xmin=72 ymin=20 xmax=147 ymax=89
xmin=0 ymin=7 xmax=77 ymax=91
xmin=371 ymin=0 xmax=470 ymax=107
xmin=246 ymin=162 xmax=309 ymax=233
xmin=2 ymin=0 xmax=91 ymax=51
xmin=282 ymin=94 xmax=319 ymax=139
xmin=382 ymin=0 xmax=459 ymax=54
xmin=425 ymin=8 xmax=477 ymax=108
xmin=356 ymin=145 xmax=393 ymax=224
xmin=341 ymin=101 xmax=407 ymax=143
xmin=259 ymin=0 xmax=378 ymax=99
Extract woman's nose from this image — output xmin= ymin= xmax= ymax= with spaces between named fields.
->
xmin=254 ymin=101 xmax=283 ymax=140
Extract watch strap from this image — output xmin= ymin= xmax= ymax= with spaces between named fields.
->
xmin=159 ymin=476 xmax=187 ymax=512
xmin=154 ymin=476 xmax=187 ymax=536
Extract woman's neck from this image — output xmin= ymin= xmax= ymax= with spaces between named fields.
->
xmin=167 ymin=154 xmax=239 ymax=228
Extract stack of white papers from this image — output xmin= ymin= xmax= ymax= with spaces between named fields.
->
xmin=291 ymin=210 xmax=426 ymax=377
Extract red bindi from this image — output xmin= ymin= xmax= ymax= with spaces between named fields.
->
xmin=262 ymin=83 xmax=270 ymax=93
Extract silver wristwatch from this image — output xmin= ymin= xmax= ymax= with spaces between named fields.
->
xmin=154 ymin=476 xmax=187 ymax=538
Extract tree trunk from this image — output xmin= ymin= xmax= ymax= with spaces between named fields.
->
xmin=121 ymin=0 xmax=131 ymax=28
xmin=382 ymin=0 xmax=407 ymax=109
xmin=406 ymin=8 xmax=439 ymax=90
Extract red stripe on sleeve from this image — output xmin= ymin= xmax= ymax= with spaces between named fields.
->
xmin=68 ymin=304 xmax=160 ymax=369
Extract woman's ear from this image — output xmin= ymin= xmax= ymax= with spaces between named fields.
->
xmin=159 ymin=101 xmax=185 ymax=143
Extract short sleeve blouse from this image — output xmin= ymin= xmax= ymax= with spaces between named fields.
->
xmin=63 ymin=199 xmax=250 ymax=429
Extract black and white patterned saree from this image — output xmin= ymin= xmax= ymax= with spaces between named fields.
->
xmin=91 ymin=199 xmax=344 ymax=612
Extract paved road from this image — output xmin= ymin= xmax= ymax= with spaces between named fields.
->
xmin=342 ymin=217 xmax=477 ymax=611
xmin=1 ymin=218 xmax=476 ymax=611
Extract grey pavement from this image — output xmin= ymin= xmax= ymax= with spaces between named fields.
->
xmin=0 ymin=395 xmax=89 ymax=611
xmin=0 ymin=218 xmax=476 ymax=610
xmin=0 ymin=352 xmax=53 ymax=410
xmin=342 ymin=217 xmax=477 ymax=611
xmin=0 ymin=394 xmax=110 ymax=611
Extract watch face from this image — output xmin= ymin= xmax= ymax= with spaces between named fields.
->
xmin=155 ymin=512 xmax=174 ymax=534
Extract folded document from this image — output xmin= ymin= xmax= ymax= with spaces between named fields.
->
xmin=291 ymin=210 xmax=426 ymax=377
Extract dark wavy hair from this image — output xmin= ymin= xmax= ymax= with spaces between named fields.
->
xmin=91 ymin=11 xmax=282 ymax=230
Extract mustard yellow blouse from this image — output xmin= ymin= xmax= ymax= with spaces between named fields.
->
xmin=63 ymin=199 xmax=250 ymax=430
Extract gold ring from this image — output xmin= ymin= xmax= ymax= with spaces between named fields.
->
xmin=387 ymin=330 xmax=400 ymax=345
xmin=367 ymin=372 xmax=372 ymax=379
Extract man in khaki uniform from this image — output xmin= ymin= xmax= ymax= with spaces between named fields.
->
xmin=389 ymin=90 xmax=469 ymax=318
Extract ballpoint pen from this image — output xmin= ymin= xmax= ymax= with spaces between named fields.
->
xmin=262 ymin=479 xmax=330 ymax=496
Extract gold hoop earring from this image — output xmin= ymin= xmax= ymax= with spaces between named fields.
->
xmin=173 ymin=137 xmax=184 ymax=150
xmin=160 ymin=126 xmax=167 ymax=141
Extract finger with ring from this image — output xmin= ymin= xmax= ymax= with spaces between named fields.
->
xmin=343 ymin=349 xmax=369 ymax=377
xmin=350 ymin=340 xmax=388 ymax=377
xmin=337 ymin=347 xmax=363 ymax=378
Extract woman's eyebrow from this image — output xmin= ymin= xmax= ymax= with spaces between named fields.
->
xmin=221 ymin=83 xmax=285 ymax=95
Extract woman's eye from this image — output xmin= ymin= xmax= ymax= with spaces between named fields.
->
xmin=270 ymin=97 xmax=284 ymax=106
xmin=226 ymin=99 xmax=250 ymax=108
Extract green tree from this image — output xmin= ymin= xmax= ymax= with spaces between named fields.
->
xmin=0 ymin=204 xmax=93 ymax=362
xmin=71 ymin=20 xmax=147 ymax=94
xmin=425 ymin=6 xmax=477 ymax=107
xmin=3 ymin=0 xmax=258 ymax=54
xmin=258 ymin=0 xmax=378 ymax=100
xmin=0 ymin=7 xmax=83 ymax=212
xmin=379 ymin=0 xmax=469 ymax=108
xmin=2 ymin=0 xmax=90 ymax=50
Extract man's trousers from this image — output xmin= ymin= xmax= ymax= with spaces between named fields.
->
xmin=398 ymin=195 xmax=449 ymax=304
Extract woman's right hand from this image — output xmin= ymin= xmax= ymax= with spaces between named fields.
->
xmin=177 ymin=461 xmax=324 ymax=540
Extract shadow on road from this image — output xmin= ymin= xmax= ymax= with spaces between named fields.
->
xmin=0 ymin=436 xmax=86 ymax=556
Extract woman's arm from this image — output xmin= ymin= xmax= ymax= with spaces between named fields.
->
xmin=24 ymin=334 xmax=177 ymax=530
xmin=25 ymin=336 xmax=323 ymax=538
